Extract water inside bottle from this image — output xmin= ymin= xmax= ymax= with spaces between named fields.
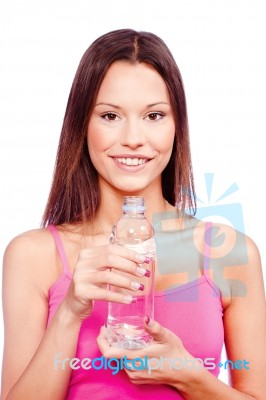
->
xmin=107 ymin=240 xmax=155 ymax=349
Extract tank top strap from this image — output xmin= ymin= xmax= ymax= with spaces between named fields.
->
xmin=47 ymin=225 xmax=72 ymax=278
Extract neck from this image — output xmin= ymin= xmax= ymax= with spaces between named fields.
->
xmin=94 ymin=178 xmax=174 ymax=234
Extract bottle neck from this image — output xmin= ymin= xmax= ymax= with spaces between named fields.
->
xmin=123 ymin=211 xmax=145 ymax=219
xmin=122 ymin=196 xmax=145 ymax=215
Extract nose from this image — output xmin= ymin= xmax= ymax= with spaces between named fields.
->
xmin=120 ymin=119 xmax=146 ymax=148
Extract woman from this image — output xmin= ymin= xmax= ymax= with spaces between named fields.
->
xmin=1 ymin=29 xmax=266 ymax=399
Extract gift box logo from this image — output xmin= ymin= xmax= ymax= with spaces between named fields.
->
xmin=153 ymin=173 xmax=248 ymax=301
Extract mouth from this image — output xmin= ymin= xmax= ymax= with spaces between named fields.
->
xmin=113 ymin=157 xmax=149 ymax=166
xmin=110 ymin=154 xmax=153 ymax=172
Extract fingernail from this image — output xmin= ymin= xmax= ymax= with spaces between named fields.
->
xmin=123 ymin=295 xmax=137 ymax=303
xmin=135 ymin=254 xmax=146 ymax=262
xmin=144 ymin=269 xmax=151 ymax=277
xmin=144 ymin=316 xmax=153 ymax=326
xmin=144 ymin=256 xmax=152 ymax=264
xmin=130 ymin=281 xmax=145 ymax=291
xmin=136 ymin=266 xmax=147 ymax=276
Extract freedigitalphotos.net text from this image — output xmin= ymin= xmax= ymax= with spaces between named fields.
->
xmin=54 ymin=353 xmax=250 ymax=375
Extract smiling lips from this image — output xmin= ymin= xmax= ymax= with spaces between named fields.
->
xmin=110 ymin=155 xmax=153 ymax=170
xmin=111 ymin=153 xmax=153 ymax=167
xmin=114 ymin=157 xmax=147 ymax=166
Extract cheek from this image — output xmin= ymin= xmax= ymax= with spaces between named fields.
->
xmin=87 ymin=123 xmax=108 ymax=158
xmin=87 ymin=118 xmax=117 ymax=155
xmin=87 ymin=125 xmax=104 ymax=171
xmin=87 ymin=133 xmax=100 ymax=157
xmin=154 ymin=126 xmax=175 ymax=156
xmin=87 ymin=138 xmax=98 ymax=168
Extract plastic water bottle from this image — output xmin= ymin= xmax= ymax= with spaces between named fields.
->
xmin=107 ymin=196 xmax=156 ymax=349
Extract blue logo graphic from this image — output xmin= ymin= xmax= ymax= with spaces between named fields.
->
xmin=152 ymin=173 xmax=248 ymax=301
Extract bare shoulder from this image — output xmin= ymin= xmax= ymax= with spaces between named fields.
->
xmin=3 ymin=227 xmax=60 ymax=296
xmin=206 ymin=221 xmax=261 ymax=272
xmin=202 ymin=221 xmax=264 ymax=304
xmin=4 ymin=227 xmax=54 ymax=267
xmin=5 ymin=227 xmax=51 ymax=254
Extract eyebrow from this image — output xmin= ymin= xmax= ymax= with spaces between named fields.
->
xmin=95 ymin=102 xmax=170 ymax=109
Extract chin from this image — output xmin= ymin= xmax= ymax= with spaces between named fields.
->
xmin=115 ymin=185 xmax=147 ymax=195
xmin=111 ymin=178 xmax=159 ymax=196
xmin=100 ymin=173 xmax=161 ymax=195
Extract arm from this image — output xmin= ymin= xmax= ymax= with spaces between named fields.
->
xmin=1 ymin=234 xmax=82 ymax=400
xmin=175 ymin=236 xmax=266 ymax=399
xmin=1 ymin=231 xmax=148 ymax=399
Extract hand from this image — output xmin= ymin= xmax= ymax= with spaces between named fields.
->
xmin=97 ymin=320 xmax=196 ymax=387
xmin=63 ymin=244 xmax=150 ymax=321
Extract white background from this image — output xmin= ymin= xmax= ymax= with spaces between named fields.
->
xmin=1 ymin=0 xmax=266 ymax=387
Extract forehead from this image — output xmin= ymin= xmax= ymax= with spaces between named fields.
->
xmin=95 ymin=61 xmax=170 ymax=103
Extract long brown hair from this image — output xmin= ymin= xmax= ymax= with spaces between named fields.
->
xmin=42 ymin=29 xmax=196 ymax=226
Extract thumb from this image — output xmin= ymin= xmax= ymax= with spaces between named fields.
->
xmin=144 ymin=319 xmax=169 ymax=342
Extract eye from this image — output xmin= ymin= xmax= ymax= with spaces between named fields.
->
xmin=101 ymin=113 xmax=119 ymax=121
xmin=146 ymin=112 xmax=164 ymax=121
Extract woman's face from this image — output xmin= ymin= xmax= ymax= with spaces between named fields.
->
xmin=87 ymin=61 xmax=175 ymax=194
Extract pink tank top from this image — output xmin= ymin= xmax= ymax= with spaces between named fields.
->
xmin=47 ymin=224 xmax=224 ymax=400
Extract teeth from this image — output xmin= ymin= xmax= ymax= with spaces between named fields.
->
xmin=115 ymin=157 xmax=147 ymax=166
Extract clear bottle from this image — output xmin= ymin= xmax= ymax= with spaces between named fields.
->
xmin=107 ymin=196 xmax=156 ymax=349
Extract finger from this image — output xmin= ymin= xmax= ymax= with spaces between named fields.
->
xmin=97 ymin=326 xmax=130 ymax=359
xmin=90 ymin=270 xmax=145 ymax=292
xmin=80 ymin=245 xmax=151 ymax=277
xmin=99 ymin=252 xmax=151 ymax=278
xmin=84 ymin=286 xmax=138 ymax=304
xmin=144 ymin=319 xmax=170 ymax=342
xmin=107 ymin=244 xmax=151 ymax=265
xmin=97 ymin=326 xmax=111 ymax=354
xmin=130 ymin=379 xmax=155 ymax=385
xmin=124 ymin=369 xmax=155 ymax=385
xmin=97 ymin=325 xmax=146 ymax=360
